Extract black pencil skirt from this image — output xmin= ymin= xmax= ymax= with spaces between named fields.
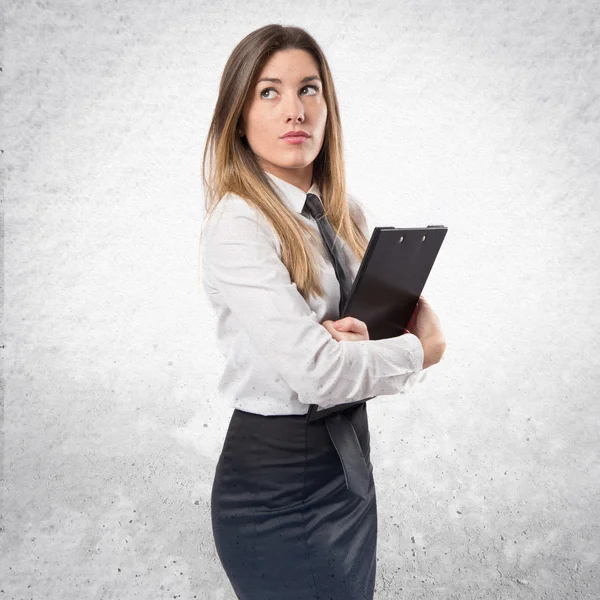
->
xmin=210 ymin=401 xmax=377 ymax=600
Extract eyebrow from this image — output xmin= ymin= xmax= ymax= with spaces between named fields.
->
xmin=256 ymin=75 xmax=321 ymax=85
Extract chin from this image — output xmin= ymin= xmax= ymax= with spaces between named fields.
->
xmin=264 ymin=159 xmax=313 ymax=171
xmin=282 ymin=154 xmax=318 ymax=168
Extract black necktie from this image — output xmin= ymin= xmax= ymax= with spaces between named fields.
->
xmin=303 ymin=192 xmax=371 ymax=500
xmin=304 ymin=193 xmax=353 ymax=318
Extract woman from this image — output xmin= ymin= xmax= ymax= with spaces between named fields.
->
xmin=199 ymin=24 xmax=446 ymax=600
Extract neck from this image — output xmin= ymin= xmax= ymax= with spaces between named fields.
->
xmin=261 ymin=163 xmax=313 ymax=193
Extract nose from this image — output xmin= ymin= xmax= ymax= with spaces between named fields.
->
xmin=281 ymin=90 xmax=305 ymax=123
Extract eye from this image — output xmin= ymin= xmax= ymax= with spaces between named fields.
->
xmin=260 ymin=87 xmax=277 ymax=100
xmin=301 ymin=84 xmax=320 ymax=96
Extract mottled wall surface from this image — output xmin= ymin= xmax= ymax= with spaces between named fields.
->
xmin=3 ymin=1 xmax=599 ymax=598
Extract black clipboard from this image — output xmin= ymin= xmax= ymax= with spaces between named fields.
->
xmin=305 ymin=224 xmax=448 ymax=422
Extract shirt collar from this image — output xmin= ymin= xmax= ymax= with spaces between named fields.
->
xmin=264 ymin=171 xmax=322 ymax=215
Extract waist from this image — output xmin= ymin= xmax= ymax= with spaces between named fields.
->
xmin=233 ymin=400 xmax=367 ymax=422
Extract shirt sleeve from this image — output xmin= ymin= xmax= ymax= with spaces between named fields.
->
xmin=201 ymin=195 xmax=425 ymax=409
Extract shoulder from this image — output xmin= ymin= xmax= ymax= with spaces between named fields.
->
xmin=346 ymin=193 xmax=363 ymax=216
xmin=206 ymin=192 xmax=258 ymax=223
xmin=346 ymin=191 xmax=368 ymax=220
xmin=202 ymin=192 xmax=278 ymax=247
xmin=346 ymin=192 xmax=371 ymax=238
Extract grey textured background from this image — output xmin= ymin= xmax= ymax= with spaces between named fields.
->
xmin=3 ymin=0 xmax=600 ymax=598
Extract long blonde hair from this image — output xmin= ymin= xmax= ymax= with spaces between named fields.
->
xmin=200 ymin=24 xmax=369 ymax=303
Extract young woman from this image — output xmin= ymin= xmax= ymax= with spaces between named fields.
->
xmin=199 ymin=24 xmax=446 ymax=600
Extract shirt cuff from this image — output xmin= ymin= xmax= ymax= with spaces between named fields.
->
xmin=402 ymin=332 xmax=424 ymax=372
xmin=402 ymin=333 xmax=427 ymax=386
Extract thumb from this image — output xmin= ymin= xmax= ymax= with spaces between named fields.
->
xmin=334 ymin=318 xmax=350 ymax=329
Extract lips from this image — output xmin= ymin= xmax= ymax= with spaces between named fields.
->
xmin=281 ymin=131 xmax=310 ymax=139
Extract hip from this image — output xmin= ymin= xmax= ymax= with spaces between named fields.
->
xmin=213 ymin=402 xmax=374 ymax=513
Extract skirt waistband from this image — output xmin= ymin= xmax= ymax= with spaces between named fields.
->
xmin=230 ymin=402 xmax=372 ymax=500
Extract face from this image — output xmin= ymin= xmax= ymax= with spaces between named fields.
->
xmin=240 ymin=48 xmax=328 ymax=190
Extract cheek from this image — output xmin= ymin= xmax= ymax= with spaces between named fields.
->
xmin=315 ymin=107 xmax=328 ymax=136
xmin=248 ymin=109 xmax=275 ymax=135
xmin=252 ymin=123 xmax=277 ymax=148
xmin=246 ymin=115 xmax=278 ymax=154
xmin=315 ymin=100 xmax=327 ymax=123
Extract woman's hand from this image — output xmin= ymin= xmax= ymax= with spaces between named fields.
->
xmin=405 ymin=295 xmax=441 ymax=339
xmin=406 ymin=295 xmax=446 ymax=369
xmin=322 ymin=317 xmax=369 ymax=342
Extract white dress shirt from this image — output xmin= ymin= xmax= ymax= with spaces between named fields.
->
xmin=200 ymin=171 xmax=426 ymax=416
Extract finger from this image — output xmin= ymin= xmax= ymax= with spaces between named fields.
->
xmin=322 ymin=321 xmax=335 ymax=335
xmin=336 ymin=317 xmax=365 ymax=332
xmin=334 ymin=317 xmax=353 ymax=329
xmin=354 ymin=319 xmax=368 ymax=334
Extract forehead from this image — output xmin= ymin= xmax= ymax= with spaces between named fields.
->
xmin=254 ymin=48 xmax=320 ymax=82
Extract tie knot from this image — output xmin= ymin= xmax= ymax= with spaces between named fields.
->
xmin=304 ymin=193 xmax=324 ymax=220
